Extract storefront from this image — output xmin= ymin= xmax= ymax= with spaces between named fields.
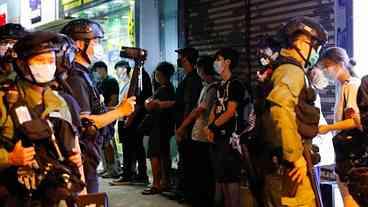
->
xmin=61 ymin=0 xmax=136 ymax=71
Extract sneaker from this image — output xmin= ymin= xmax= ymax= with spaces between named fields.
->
xmin=97 ymin=170 xmax=107 ymax=177
xmin=109 ymin=176 xmax=132 ymax=186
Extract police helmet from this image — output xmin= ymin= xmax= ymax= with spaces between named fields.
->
xmin=276 ymin=17 xmax=328 ymax=48
xmin=13 ymin=31 xmax=59 ymax=83
xmin=61 ymin=19 xmax=104 ymax=40
xmin=52 ymin=33 xmax=77 ymax=76
xmin=0 ymin=23 xmax=28 ymax=40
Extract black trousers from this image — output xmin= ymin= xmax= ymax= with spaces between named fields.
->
xmin=118 ymin=121 xmax=147 ymax=178
xmin=191 ymin=141 xmax=215 ymax=207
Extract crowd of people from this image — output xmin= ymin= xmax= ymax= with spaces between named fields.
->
xmin=0 ymin=15 xmax=368 ymax=207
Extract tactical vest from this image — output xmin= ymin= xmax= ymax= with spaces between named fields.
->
xmin=0 ymin=81 xmax=84 ymax=204
xmin=271 ymin=56 xmax=320 ymax=140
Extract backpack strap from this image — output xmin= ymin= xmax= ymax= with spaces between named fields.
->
xmin=275 ymin=56 xmax=314 ymax=90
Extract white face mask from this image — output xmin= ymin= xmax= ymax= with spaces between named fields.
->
xmin=117 ymin=68 xmax=129 ymax=81
xmin=29 ymin=64 xmax=56 ymax=83
xmin=310 ymin=67 xmax=329 ymax=90
xmin=0 ymin=43 xmax=14 ymax=57
xmin=90 ymin=44 xmax=104 ymax=63
xmin=213 ymin=61 xmax=224 ymax=75
xmin=93 ymin=71 xmax=101 ymax=82
xmin=260 ymin=57 xmax=270 ymax=66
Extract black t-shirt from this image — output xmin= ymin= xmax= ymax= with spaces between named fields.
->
xmin=175 ymin=70 xmax=203 ymax=125
xmin=97 ymin=76 xmax=119 ymax=106
xmin=214 ymin=78 xmax=244 ymax=137
xmin=151 ymin=84 xmax=175 ymax=138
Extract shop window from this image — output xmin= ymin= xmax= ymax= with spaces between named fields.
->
xmin=69 ymin=0 xmax=136 ymax=75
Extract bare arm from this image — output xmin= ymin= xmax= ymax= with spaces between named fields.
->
xmin=178 ymin=107 xmax=205 ymax=130
xmin=214 ymin=101 xmax=237 ymax=127
xmin=206 ymin=106 xmax=216 ymax=142
xmin=81 ymin=96 xmax=136 ymax=129
xmin=206 ymin=101 xmax=237 ymax=142
xmin=176 ymin=106 xmax=205 ymax=141
xmin=319 ymin=117 xmax=361 ymax=134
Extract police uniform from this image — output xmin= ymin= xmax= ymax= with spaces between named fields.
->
xmin=61 ymin=18 xmax=112 ymax=193
xmin=66 ymin=62 xmax=106 ymax=193
xmin=0 ymin=80 xmax=82 ymax=205
xmin=261 ymin=49 xmax=315 ymax=207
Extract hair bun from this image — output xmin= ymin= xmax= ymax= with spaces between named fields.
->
xmin=349 ymin=59 xmax=356 ymax=66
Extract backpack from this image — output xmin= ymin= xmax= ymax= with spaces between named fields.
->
xmin=273 ymin=56 xmax=320 ymax=139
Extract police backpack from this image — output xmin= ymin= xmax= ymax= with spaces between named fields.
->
xmin=273 ymin=56 xmax=320 ymax=139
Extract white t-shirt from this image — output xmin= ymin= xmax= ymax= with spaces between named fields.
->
xmin=191 ymin=82 xmax=217 ymax=142
xmin=118 ymin=80 xmax=130 ymax=102
xmin=314 ymin=77 xmax=360 ymax=166
xmin=313 ymin=94 xmax=335 ymax=166
xmin=334 ymin=77 xmax=361 ymax=123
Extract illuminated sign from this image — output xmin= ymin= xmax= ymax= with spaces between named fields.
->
xmin=0 ymin=4 xmax=7 ymax=26
xmin=62 ymin=0 xmax=82 ymax=10
xmin=63 ymin=0 xmax=96 ymax=11
xmin=29 ymin=0 xmax=41 ymax=24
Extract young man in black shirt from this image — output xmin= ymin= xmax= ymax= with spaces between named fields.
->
xmin=173 ymin=47 xmax=203 ymax=203
xmin=93 ymin=61 xmax=121 ymax=179
xmin=207 ymin=48 xmax=244 ymax=207
xmin=94 ymin=61 xmax=119 ymax=108
xmin=110 ymin=63 xmax=153 ymax=185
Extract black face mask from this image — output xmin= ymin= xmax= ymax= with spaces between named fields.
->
xmin=177 ymin=58 xmax=182 ymax=68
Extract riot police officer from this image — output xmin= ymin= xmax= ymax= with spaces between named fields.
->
xmin=0 ymin=31 xmax=84 ymax=206
xmin=259 ymin=17 xmax=327 ymax=207
xmin=61 ymin=19 xmax=135 ymax=193
xmin=0 ymin=23 xmax=28 ymax=82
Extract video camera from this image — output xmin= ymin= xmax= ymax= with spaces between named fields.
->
xmin=120 ymin=46 xmax=147 ymax=61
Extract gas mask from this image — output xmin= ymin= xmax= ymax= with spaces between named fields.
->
xmin=29 ymin=64 xmax=56 ymax=83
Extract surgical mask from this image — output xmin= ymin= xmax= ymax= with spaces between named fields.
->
xmin=29 ymin=64 xmax=56 ymax=83
xmin=0 ymin=42 xmax=15 ymax=57
xmin=213 ymin=61 xmax=224 ymax=74
xmin=259 ymin=57 xmax=270 ymax=66
xmin=91 ymin=44 xmax=104 ymax=63
xmin=121 ymin=74 xmax=130 ymax=83
xmin=93 ymin=71 xmax=101 ymax=82
xmin=310 ymin=67 xmax=329 ymax=90
xmin=322 ymin=66 xmax=340 ymax=83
